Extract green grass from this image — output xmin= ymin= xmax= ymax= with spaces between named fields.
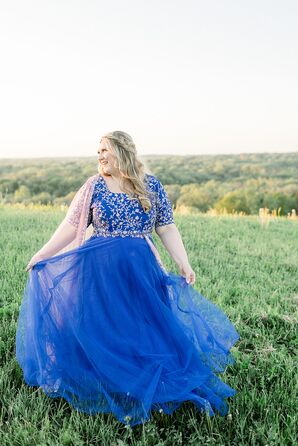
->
xmin=0 ymin=207 xmax=297 ymax=446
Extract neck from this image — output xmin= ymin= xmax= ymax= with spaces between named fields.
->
xmin=102 ymin=170 xmax=122 ymax=182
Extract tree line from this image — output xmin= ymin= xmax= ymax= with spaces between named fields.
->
xmin=0 ymin=152 xmax=297 ymax=215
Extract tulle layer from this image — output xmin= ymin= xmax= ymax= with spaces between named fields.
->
xmin=16 ymin=235 xmax=240 ymax=426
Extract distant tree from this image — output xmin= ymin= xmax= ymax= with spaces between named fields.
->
xmin=176 ymin=184 xmax=213 ymax=212
xmin=14 ymin=185 xmax=31 ymax=202
xmin=263 ymin=192 xmax=297 ymax=215
xmin=165 ymin=185 xmax=182 ymax=207
xmin=53 ymin=191 xmax=77 ymax=205
xmin=30 ymin=192 xmax=52 ymax=205
xmin=214 ymin=190 xmax=251 ymax=214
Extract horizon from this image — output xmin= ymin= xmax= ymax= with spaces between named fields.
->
xmin=1 ymin=149 xmax=297 ymax=161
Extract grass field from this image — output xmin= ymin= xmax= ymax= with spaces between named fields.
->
xmin=0 ymin=207 xmax=297 ymax=445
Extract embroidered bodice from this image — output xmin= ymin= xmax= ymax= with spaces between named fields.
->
xmin=88 ymin=173 xmax=175 ymax=238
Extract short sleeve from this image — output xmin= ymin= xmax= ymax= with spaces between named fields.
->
xmin=65 ymin=183 xmax=86 ymax=228
xmin=154 ymin=178 xmax=175 ymax=229
xmin=65 ymin=175 xmax=96 ymax=229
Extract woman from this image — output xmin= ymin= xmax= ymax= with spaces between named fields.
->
xmin=16 ymin=130 xmax=240 ymax=427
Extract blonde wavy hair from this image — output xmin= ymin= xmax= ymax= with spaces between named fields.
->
xmin=98 ymin=131 xmax=152 ymax=212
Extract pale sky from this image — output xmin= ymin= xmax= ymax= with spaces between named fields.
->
xmin=0 ymin=0 xmax=297 ymax=158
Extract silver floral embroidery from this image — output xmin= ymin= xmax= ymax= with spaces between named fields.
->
xmin=90 ymin=173 xmax=174 ymax=238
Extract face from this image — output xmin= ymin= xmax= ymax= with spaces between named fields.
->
xmin=97 ymin=138 xmax=118 ymax=175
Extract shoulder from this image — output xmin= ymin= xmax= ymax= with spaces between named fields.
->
xmin=144 ymin=173 xmax=163 ymax=192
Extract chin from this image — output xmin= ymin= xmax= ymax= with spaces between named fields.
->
xmin=101 ymin=167 xmax=110 ymax=175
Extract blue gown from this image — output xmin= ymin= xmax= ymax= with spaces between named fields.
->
xmin=16 ymin=173 xmax=240 ymax=427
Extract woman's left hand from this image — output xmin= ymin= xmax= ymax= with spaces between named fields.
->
xmin=178 ymin=261 xmax=196 ymax=285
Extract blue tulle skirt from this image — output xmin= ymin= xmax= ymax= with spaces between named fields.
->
xmin=16 ymin=234 xmax=240 ymax=426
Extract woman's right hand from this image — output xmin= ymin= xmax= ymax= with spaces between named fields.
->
xmin=25 ymin=253 xmax=43 ymax=272
xmin=24 ymin=218 xmax=77 ymax=273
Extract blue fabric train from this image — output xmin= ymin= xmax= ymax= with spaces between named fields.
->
xmin=16 ymin=173 xmax=240 ymax=427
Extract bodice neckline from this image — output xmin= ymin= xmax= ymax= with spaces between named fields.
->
xmin=99 ymin=174 xmax=133 ymax=196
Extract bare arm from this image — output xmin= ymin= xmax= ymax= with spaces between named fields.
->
xmin=155 ymin=223 xmax=196 ymax=285
xmin=25 ymin=219 xmax=76 ymax=272
xmin=25 ymin=175 xmax=96 ymax=272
